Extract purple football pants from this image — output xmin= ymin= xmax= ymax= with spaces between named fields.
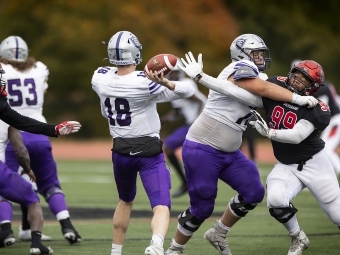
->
xmin=6 ymin=132 xmax=60 ymax=195
xmin=164 ymin=125 xmax=190 ymax=151
xmin=182 ymin=139 xmax=264 ymax=220
xmin=112 ymin=152 xmax=171 ymax=209
xmin=0 ymin=160 xmax=39 ymax=207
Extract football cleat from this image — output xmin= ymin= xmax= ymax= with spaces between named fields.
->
xmin=0 ymin=230 xmax=15 ymax=248
xmin=203 ymin=221 xmax=232 ymax=255
xmin=62 ymin=228 xmax=82 ymax=244
xmin=287 ymin=228 xmax=309 ymax=255
xmin=29 ymin=244 xmax=53 ymax=254
xmin=145 ymin=240 xmax=164 ymax=255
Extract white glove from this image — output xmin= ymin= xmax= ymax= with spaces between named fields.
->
xmin=179 ymin=51 xmax=203 ymax=81
xmin=249 ymin=110 xmax=275 ymax=139
xmin=55 ymin=121 xmax=81 ymax=135
xmin=291 ymin=93 xmax=318 ymax=108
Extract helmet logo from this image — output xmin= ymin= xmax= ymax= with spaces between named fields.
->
xmin=129 ymin=36 xmax=142 ymax=50
xmin=235 ymin=38 xmax=246 ymax=49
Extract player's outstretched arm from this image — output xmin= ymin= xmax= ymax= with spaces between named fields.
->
xmin=249 ymin=109 xmax=315 ymax=144
xmin=179 ymin=51 xmax=318 ymax=108
xmin=234 ymin=76 xmax=318 ymax=108
xmin=179 ymin=52 xmax=263 ymax=108
xmin=0 ymin=100 xmax=81 ymax=137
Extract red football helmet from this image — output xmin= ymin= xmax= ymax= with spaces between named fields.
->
xmin=286 ymin=60 xmax=325 ymax=96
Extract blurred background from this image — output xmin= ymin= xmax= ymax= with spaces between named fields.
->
xmin=1 ymin=0 xmax=339 ymax=139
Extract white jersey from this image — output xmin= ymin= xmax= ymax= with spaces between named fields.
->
xmin=203 ymin=60 xmax=267 ymax=132
xmin=92 ymin=66 xmax=194 ymax=138
xmin=1 ymin=61 xmax=49 ymax=123
xmin=0 ymin=121 xmax=9 ymax=162
xmin=171 ymin=78 xmax=207 ymax=125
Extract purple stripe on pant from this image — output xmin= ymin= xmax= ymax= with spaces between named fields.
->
xmin=112 ymin=152 xmax=171 ymax=209
xmin=0 ymin=161 xmax=39 ymax=207
xmin=182 ymin=139 xmax=264 ymax=220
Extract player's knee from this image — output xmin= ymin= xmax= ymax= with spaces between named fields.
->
xmin=43 ymin=184 xmax=64 ymax=202
xmin=229 ymin=195 xmax=258 ymax=218
xmin=177 ymin=208 xmax=205 ymax=236
xmin=249 ymin=185 xmax=265 ymax=204
xmin=269 ymin=203 xmax=298 ymax=223
xmin=267 ymin=190 xmax=287 ymax=208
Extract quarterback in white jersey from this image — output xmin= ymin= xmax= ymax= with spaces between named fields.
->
xmin=92 ymin=31 xmax=194 ymax=255
xmin=162 ymin=34 xmax=320 ymax=255
xmin=92 ymin=67 xmax=193 ymax=139
xmin=0 ymin=35 xmax=82 ymax=245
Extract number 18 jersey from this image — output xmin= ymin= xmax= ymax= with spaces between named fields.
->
xmin=92 ymin=66 xmax=194 ymax=139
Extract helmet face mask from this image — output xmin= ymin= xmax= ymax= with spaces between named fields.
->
xmin=286 ymin=60 xmax=324 ymax=96
xmin=0 ymin=36 xmax=28 ymax=61
xmin=107 ymin=31 xmax=142 ymax=66
xmin=230 ymin=34 xmax=271 ymax=71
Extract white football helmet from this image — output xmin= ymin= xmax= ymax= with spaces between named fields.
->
xmin=0 ymin=36 xmax=28 ymax=61
xmin=106 ymin=31 xmax=142 ymax=66
xmin=230 ymin=34 xmax=271 ymax=71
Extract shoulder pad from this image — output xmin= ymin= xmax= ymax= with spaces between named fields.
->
xmin=35 ymin=61 xmax=49 ymax=75
xmin=233 ymin=65 xmax=259 ymax=80
xmin=309 ymin=101 xmax=331 ymax=131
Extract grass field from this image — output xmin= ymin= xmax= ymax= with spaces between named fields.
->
xmin=3 ymin=160 xmax=340 ymax=255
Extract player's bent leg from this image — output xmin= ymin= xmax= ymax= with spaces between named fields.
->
xmin=41 ymin=184 xmax=81 ymax=245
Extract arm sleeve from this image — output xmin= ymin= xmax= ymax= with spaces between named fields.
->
xmin=270 ymin=119 xmax=315 ymax=144
xmin=149 ymin=81 xmax=195 ymax=103
xmin=199 ymin=73 xmax=263 ymax=107
xmin=0 ymin=103 xmax=57 ymax=137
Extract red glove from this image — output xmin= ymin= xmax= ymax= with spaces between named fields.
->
xmin=55 ymin=121 xmax=81 ymax=135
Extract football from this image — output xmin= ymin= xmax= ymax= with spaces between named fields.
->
xmin=144 ymin=54 xmax=178 ymax=76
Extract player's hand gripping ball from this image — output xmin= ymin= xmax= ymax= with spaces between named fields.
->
xmin=144 ymin=54 xmax=177 ymax=76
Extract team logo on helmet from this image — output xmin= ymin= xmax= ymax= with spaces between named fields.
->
xmin=235 ymin=38 xmax=246 ymax=49
xmin=129 ymin=35 xmax=142 ymax=50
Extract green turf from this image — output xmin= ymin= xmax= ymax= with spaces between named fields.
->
xmin=3 ymin=160 xmax=339 ymax=254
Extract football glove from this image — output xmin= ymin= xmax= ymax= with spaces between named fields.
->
xmin=55 ymin=121 xmax=81 ymax=136
xmin=249 ymin=110 xmax=275 ymax=139
xmin=292 ymin=93 xmax=318 ymax=108
xmin=179 ymin=51 xmax=203 ymax=81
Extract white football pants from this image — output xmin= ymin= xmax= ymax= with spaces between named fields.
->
xmin=267 ymin=149 xmax=340 ymax=226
